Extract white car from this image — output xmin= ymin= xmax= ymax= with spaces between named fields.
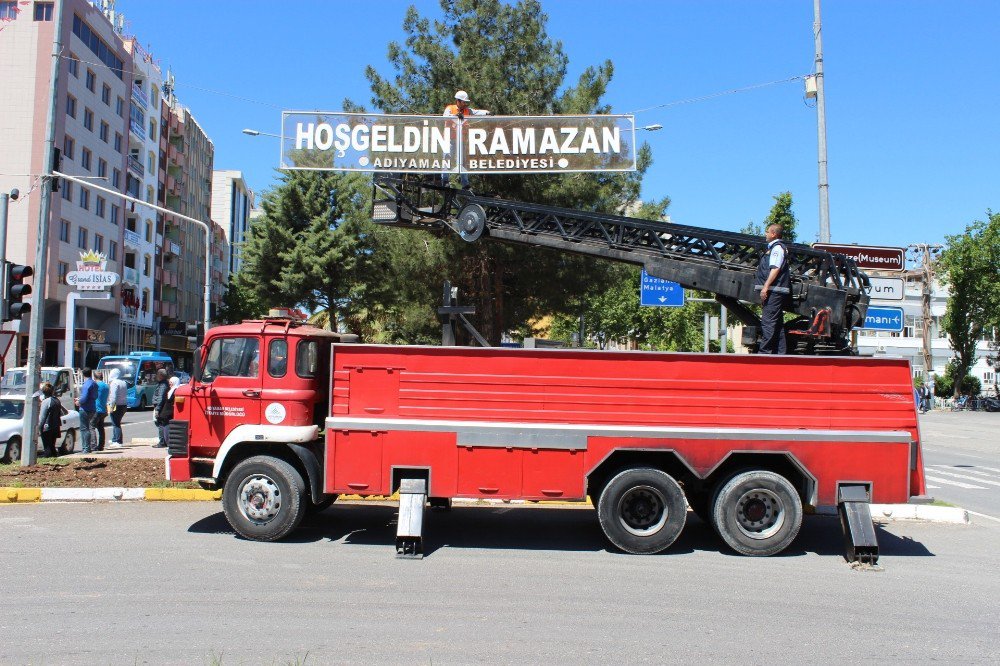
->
xmin=0 ymin=395 xmax=81 ymax=462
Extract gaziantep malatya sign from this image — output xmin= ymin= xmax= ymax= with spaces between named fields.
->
xmin=281 ymin=112 xmax=637 ymax=174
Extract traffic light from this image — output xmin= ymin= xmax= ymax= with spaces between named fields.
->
xmin=4 ymin=262 xmax=33 ymax=322
xmin=185 ymin=322 xmax=203 ymax=338
xmin=50 ymin=148 xmax=61 ymax=192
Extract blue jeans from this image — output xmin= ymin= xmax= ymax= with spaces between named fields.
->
xmin=79 ymin=410 xmax=96 ymax=453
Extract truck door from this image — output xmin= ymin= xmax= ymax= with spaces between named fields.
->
xmin=189 ymin=336 xmax=262 ymax=452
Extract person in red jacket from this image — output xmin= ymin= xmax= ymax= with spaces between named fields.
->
xmin=442 ymin=90 xmax=489 ymax=189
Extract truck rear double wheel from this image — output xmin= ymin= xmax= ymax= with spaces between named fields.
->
xmin=223 ymin=456 xmax=307 ymax=541
xmin=597 ymin=468 xmax=687 ymax=554
xmin=711 ymin=470 xmax=803 ymax=557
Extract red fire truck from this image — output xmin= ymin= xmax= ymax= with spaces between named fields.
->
xmin=166 ymin=316 xmax=925 ymax=562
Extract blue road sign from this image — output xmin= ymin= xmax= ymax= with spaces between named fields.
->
xmin=858 ymin=305 xmax=905 ymax=332
xmin=640 ymin=270 xmax=684 ymax=307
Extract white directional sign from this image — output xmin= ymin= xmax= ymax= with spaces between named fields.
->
xmin=865 ymin=277 xmax=905 ymax=302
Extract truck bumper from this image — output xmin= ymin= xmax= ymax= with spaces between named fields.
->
xmin=167 ymin=456 xmax=192 ymax=482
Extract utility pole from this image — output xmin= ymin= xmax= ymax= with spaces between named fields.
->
xmin=909 ymin=243 xmax=944 ymax=380
xmin=814 ymin=0 xmax=831 ymax=243
xmin=21 ymin=0 xmax=66 ymax=466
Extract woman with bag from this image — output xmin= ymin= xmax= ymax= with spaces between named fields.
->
xmin=38 ymin=382 xmax=66 ymax=458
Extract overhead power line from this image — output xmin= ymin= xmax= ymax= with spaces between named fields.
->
xmin=629 ymin=75 xmax=808 ymax=115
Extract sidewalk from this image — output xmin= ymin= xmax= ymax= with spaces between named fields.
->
xmin=65 ymin=436 xmax=166 ymax=460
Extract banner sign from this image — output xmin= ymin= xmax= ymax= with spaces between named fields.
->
xmin=280 ymin=112 xmax=637 ymax=174
xmin=66 ymin=250 xmax=119 ymax=291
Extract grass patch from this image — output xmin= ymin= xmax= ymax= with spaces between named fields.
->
xmin=930 ymin=499 xmax=957 ymax=507
xmin=0 ymin=457 xmax=69 ymax=472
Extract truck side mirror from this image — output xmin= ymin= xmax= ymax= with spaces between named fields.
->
xmin=192 ymin=346 xmax=203 ymax=383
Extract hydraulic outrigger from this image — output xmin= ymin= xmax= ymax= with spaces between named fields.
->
xmin=372 ymin=174 xmax=871 ymax=354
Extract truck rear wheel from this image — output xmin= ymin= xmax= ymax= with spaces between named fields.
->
xmin=223 ymin=456 xmax=307 ymax=541
xmin=711 ymin=470 xmax=802 ymax=557
xmin=597 ymin=468 xmax=687 ymax=554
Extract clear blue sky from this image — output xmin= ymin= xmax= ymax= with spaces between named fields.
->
xmin=120 ymin=0 xmax=998 ymax=248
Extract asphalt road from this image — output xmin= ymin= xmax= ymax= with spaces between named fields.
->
xmin=1 ymin=502 xmax=998 ymax=664
xmin=918 ymin=410 xmax=1000 ymax=522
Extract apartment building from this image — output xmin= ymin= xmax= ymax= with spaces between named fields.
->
xmin=0 ymin=0 xmax=131 ymax=367
xmin=211 ymin=170 xmax=254 ymax=275
xmin=0 ymin=0 xmax=230 ymax=370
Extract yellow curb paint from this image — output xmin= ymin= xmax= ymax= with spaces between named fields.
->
xmin=0 ymin=488 xmax=42 ymax=503
xmin=145 ymin=488 xmax=222 ymax=501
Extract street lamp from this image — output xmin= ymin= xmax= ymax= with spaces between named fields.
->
xmin=637 ymin=124 xmax=663 ymax=132
xmin=242 ymin=128 xmax=282 ymax=138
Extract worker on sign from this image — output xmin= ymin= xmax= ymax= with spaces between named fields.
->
xmin=442 ymin=90 xmax=489 ymax=189
xmin=755 ymin=223 xmax=791 ymax=354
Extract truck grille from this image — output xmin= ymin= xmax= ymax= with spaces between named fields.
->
xmin=167 ymin=420 xmax=189 ymax=457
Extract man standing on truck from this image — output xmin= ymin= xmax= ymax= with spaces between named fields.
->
xmin=441 ymin=90 xmax=490 ymax=189
xmin=755 ymin=223 xmax=791 ymax=354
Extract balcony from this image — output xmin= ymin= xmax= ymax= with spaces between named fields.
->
xmin=131 ymin=84 xmax=148 ymax=109
xmin=123 ymin=266 xmax=140 ymax=285
xmin=162 ymin=268 xmax=178 ymax=288
xmin=168 ymin=240 xmax=181 ymax=256
xmin=129 ymin=118 xmax=145 ymax=141
xmin=127 ymin=154 xmax=144 ymax=179
xmin=124 ymin=229 xmax=141 ymax=249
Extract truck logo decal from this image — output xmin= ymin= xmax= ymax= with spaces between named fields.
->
xmin=265 ymin=403 xmax=287 ymax=425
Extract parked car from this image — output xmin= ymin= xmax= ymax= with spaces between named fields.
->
xmin=0 ymin=395 xmax=81 ymax=463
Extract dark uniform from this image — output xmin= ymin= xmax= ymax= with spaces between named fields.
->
xmin=754 ymin=238 xmax=791 ymax=354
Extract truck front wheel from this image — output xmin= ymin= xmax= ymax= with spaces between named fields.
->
xmin=597 ymin=468 xmax=687 ymax=554
xmin=223 ymin=456 xmax=307 ymax=541
xmin=711 ymin=470 xmax=802 ymax=556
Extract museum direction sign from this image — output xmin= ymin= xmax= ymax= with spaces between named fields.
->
xmin=813 ymin=243 xmax=906 ymax=272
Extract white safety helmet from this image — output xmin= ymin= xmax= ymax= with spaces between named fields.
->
xmin=454 ymin=90 xmax=471 ymax=102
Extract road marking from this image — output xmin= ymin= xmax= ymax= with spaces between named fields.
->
xmin=926 ymin=484 xmax=940 ymax=489
xmin=926 ymin=469 xmax=1000 ymax=487
xmin=923 ymin=475 xmax=987 ymax=490
xmin=122 ymin=420 xmax=154 ymax=427
xmin=930 ymin=465 xmax=1000 ymax=479
xmin=966 ymin=510 xmax=1000 ymax=524
xmin=922 ymin=448 xmax=984 ymax=460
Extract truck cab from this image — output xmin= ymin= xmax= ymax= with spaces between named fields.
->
xmin=167 ymin=317 xmax=353 ymax=491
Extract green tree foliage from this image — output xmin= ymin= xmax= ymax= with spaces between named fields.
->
xmin=215 ymin=271 xmax=266 ymax=325
xmin=935 ymin=360 xmax=981 ymax=398
xmin=362 ymin=0 xmax=657 ymax=343
xmin=742 ymin=192 xmax=798 ymax=242
xmin=938 ymin=211 xmax=1000 ymax=397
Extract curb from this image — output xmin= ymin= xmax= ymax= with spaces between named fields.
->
xmin=0 ymin=489 xmax=976 ymax=523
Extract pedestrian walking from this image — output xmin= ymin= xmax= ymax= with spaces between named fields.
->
xmin=107 ymin=368 xmax=128 ymax=449
xmin=94 ymin=370 xmax=110 ymax=451
xmin=152 ymin=369 xmax=170 ymax=448
xmin=754 ymin=223 xmax=791 ymax=354
xmin=38 ymin=382 xmax=66 ymax=458
xmin=75 ymin=367 xmax=98 ymax=454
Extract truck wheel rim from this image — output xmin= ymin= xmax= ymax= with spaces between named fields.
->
xmin=735 ymin=489 xmax=784 ymax=539
xmin=238 ymin=474 xmax=282 ymax=524
xmin=617 ymin=485 xmax=668 ymax=536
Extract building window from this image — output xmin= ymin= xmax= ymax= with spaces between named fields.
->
xmin=66 ymin=95 xmax=76 ymax=118
xmin=83 ymin=108 xmax=93 ymax=131
xmin=110 ymin=204 xmax=120 ymax=226
xmin=109 ymin=240 xmax=118 ymax=261
xmin=57 ymin=261 xmax=68 ymax=284
xmin=68 ymin=53 xmax=79 ymax=77
xmin=143 ymin=254 xmax=151 ymax=277
xmin=85 ymin=69 xmax=95 ymax=92
xmin=99 ymin=120 xmax=109 ymax=142
xmin=77 ymin=227 xmax=88 ymax=249
xmin=59 ymin=219 xmax=70 ymax=242
xmin=95 ymin=196 xmax=105 ymax=218
xmin=114 ymin=132 xmax=122 ymax=152
xmin=62 ymin=135 xmax=74 ymax=160
xmin=33 ymin=2 xmax=54 ymax=21
xmin=112 ymin=169 xmax=120 ymax=188
xmin=61 ymin=181 xmax=72 ymax=201
xmin=116 ymin=96 xmax=124 ymax=118
xmin=101 ymin=83 xmax=110 ymax=105
xmin=147 ymin=151 xmax=155 ymax=173
xmin=0 ymin=2 xmax=19 ymax=20
xmin=97 ymin=158 xmax=107 ymax=178
xmin=145 ymin=221 xmax=152 ymax=242
xmin=71 ymin=14 xmax=124 ymax=79
xmin=149 ymin=119 xmax=156 ymax=140
xmin=80 ymin=147 xmax=91 ymax=171
xmin=95 ymin=233 xmax=104 ymax=253
xmin=78 ymin=188 xmax=89 ymax=210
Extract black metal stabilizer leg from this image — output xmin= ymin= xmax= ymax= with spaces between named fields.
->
xmin=838 ymin=484 xmax=879 ymax=565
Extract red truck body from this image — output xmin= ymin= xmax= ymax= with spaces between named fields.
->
xmin=167 ymin=320 xmax=925 ymax=558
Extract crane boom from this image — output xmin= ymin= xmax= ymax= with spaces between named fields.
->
xmin=372 ymin=175 xmax=870 ymax=354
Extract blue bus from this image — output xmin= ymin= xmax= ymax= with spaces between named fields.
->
xmin=96 ymin=352 xmax=174 ymax=409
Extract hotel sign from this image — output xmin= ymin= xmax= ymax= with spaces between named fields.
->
xmin=66 ymin=250 xmax=119 ymax=291
xmin=280 ymin=112 xmax=637 ymax=174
